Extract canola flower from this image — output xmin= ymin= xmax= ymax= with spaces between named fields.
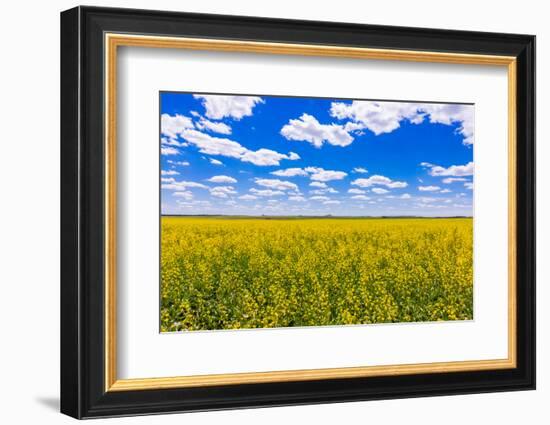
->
xmin=160 ymin=217 xmax=473 ymax=332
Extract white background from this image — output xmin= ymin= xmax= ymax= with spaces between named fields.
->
xmin=118 ymin=48 xmax=508 ymax=379
xmin=0 ymin=0 xmax=545 ymax=424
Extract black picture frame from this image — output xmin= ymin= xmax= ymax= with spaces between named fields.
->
xmin=61 ymin=5 xmax=535 ymax=419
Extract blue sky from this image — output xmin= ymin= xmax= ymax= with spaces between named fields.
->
xmin=160 ymin=92 xmax=474 ymax=216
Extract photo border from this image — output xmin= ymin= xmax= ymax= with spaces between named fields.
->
xmin=106 ymin=32 xmax=515 ymax=392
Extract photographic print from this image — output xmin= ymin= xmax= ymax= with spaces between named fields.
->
xmin=160 ymin=92 xmax=474 ymax=332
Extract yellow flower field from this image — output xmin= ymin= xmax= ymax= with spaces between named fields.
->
xmin=160 ymin=217 xmax=473 ymax=332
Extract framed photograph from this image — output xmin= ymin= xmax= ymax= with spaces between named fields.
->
xmin=60 ymin=6 xmax=535 ymax=419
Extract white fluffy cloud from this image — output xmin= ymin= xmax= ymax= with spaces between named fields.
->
xmin=352 ymin=167 xmax=368 ymax=173
xmin=442 ymin=177 xmax=467 ymax=184
xmin=418 ymin=185 xmax=441 ymax=192
xmin=423 ymin=104 xmax=474 ymax=145
xmin=464 ymin=182 xmax=474 ymax=190
xmin=209 ymin=186 xmax=237 ymax=198
xmin=310 ymin=188 xmax=338 ymax=195
xmin=416 ymin=203 xmax=445 ymax=209
xmin=281 ymin=113 xmax=353 ymax=147
xmin=194 ymin=95 xmax=264 ymax=120
xmin=210 ymin=192 xmax=228 ymax=199
xmin=348 ymin=188 xmax=365 ymax=194
xmin=271 ymin=168 xmax=308 ymax=177
xmin=400 ymin=194 xmax=411 ymax=199
xmin=288 ymin=196 xmax=306 ymax=202
xmin=172 ymin=191 xmax=193 ymax=200
xmin=175 ymin=199 xmax=211 ymax=206
xmin=440 ymin=188 xmax=452 ymax=193
xmin=161 ymin=170 xmax=179 ymax=176
xmin=351 ymin=175 xmax=407 ymax=189
xmin=162 ymin=180 xmax=209 ymax=190
xmin=249 ymin=188 xmax=286 ymax=197
xmin=417 ymin=197 xmax=438 ymax=203
xmin=330 ymin=101 xmax=474 ymax=145
xmin=351 ymin=195 xmax=370 ymax=200
xmin=270 ymin=167 xmax=346 ymax=182
xmin=372 ymin=188 xmax=389 ymax=194
xmin=161 ymin=146 xmax=180 ymax=156
xmin=422 ymin=161 xmax=474 ymax=177
xmin=209 ymin=158 xmax=223 ymax=165
xmin=179 ymin=129 xmax=246 ymax=158
xmin=310 ymin=195 xmax=330 ymax=201
xmin=255 ymin=178 xmax=298 ymax=192
xmin=241 ymin=149 xmax=299 ymax=166
xmin=207 ymin=175 xmax=237 ymax=184
xmin=211 ymin=186 xmax=237 ymax=194
xmin=161 ymin=114 xmax=194 ymax=139
xmin=161 ymin=137 xmax=187 ymax=147
xmin=238 ymin=194 xmax=257 ymax=200
xmin=305 ymin=167 xmax=348 ymax=182
xmin=323 ymin=200 xmax=340 ymax=205
xmin=178 ymin=128 xmax=298 ymax=166
xmin=196 ymin=117 xmax=232 ymax=134
xmin=330 ymin=101 xmax=421 ymax=135
xmin=167 ymin=160 xmax=190 ymax=166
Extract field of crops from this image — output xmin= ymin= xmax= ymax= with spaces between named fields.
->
xmin=160 ymin=217 xmax=473 ymax=332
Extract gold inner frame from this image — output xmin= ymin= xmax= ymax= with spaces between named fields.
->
xmin=104 ymin=33 xmax=518 ymax=392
